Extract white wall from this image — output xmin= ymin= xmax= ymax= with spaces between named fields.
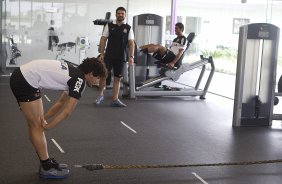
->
xmin=177 ymin=1 xmax=282 ymax=52
xmin=3 ymin=0 xmax=282 ymax=67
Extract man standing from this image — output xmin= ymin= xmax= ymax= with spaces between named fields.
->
xmin=96 ymin=6 xmax=135 ymax=107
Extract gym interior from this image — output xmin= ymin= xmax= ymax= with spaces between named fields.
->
xmin=1 ymin=0 xmax=282 ymax=183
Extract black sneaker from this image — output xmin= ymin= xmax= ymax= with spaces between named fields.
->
xmin=39 ymin=158 xmax=69 ymax=179
xmin=50 ymin=158 xmax=68 ymax=169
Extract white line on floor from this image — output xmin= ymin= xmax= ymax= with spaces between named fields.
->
xmin=120 ymin=121 xmax=137 ymax=134
xmin=44 ymin=95 xmax=51 ymax=102
xmin=51 ymin=138 xmax=65 ymax=153
xmin=191 ymin=172 xmax=208 ymax=184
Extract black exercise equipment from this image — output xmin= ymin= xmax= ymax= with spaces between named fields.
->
xmin=55 ymin=42 xmax=78 ymax=67
xmin=48 ymin=27 xmax=59 ymax=51
xmin=74 ymin=158 xmax=282 ymax=171
xmin=93 ymin=12 xmax=112 ymax=26
xmin=7 ymin=35 xmax=21 ymax=65
xmin=122 ymin=31 xmax=214 ymax=99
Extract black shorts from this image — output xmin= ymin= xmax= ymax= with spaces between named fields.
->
xmin=10 ymin=68 xmax=41 ymax=105
xmin=153 ymin=50 xmax=176 ymax=64
xmin=105 ymin=59 xmax=124 ymax=78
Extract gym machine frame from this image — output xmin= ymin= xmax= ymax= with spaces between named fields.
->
xmin=123 ymin=55 xmax=215 ymax=99
xmin=233 ymin=23 xmax=280 ymax=127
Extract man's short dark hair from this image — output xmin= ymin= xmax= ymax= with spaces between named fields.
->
xmin=116 ymin=7 xmax=126 ymax=14
xmin=78 ymin=57 xmax=107 ymax=78
xmin=175 ymin=22 xmax=184 ymax=32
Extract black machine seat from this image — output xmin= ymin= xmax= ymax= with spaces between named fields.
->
xmin=58 ymin=42 xmax=76 ymax=49
xmin=57 ymin=42 xmax=76 ymax=52
xmin=176 ymin=32 xmax=196 ymax=67
xmin=56 ymin=42 xmax=77 ymax=62
xmin=154 ymin=32 xmax=196 ymax=69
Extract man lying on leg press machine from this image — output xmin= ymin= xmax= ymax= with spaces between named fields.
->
xmin=139 ymin=22 xmax=187 ymax=70
xmin=123 ymin=23 xmax=214 ymax=99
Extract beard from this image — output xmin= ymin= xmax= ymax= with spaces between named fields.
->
xmin=117 ymin=16 xmax=125 ymax=22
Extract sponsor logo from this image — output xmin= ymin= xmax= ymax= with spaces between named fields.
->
xmin=74 ymin=78 xmax=83 ymax=92
xmin=61 ymin=61 xmax=68 ymax=70
xmin=123 ymin=28 xmax=128 ymax=33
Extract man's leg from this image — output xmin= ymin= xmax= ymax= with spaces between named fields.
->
xmin=20 ymin=98 xmax=49 ymax=160
xmin=106 ymin=72 xmax=112 ymax=86
xmin=20 ymin=98 xmax=69 ymax=179
xmin=95 ymin=77 xmax=106 ymax=105
xmin=110 ymin=76 xmax=126 ymax=107
xmin=112 ymin=76 xmax=121 ymax=101
xmin=110 ymin=60 xmax=127 ymax=107
xmin=95 ymin=61 xmax=112 ymax=105
xmin=140 ymin=44 xmax=166 ymax=55
xmin=98 ymin=77 xmax=106 ymax=95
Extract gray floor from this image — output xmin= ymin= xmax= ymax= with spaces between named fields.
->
xmin=1 ymin=71 xmax=282 ymax=184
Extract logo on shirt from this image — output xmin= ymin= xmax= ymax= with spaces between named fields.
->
xmin=61 ymin=61 xmax=68 ymax=70
xmin=74 ymin=77 xmax=83 ymax=93
xmin=123 ymin=28 xmax=128 ymax=34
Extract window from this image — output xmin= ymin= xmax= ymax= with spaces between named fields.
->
xmin=165 ymin=15 xmax=171 ymax=34
xmin=185 ymin=16 xmax=201 ymax=34
xmin=233 ymin=18 xmax=250 ymax=34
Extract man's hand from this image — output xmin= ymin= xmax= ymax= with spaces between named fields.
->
xmin=99 ymin=54 xmax=104 ymax=63
xmin=129 ymin=57 xmax=134 ymax=65
xmin=167 ymin=62 xmax=175 ymax=69
xmin=40 ymin=116 xmax=48 ymax=130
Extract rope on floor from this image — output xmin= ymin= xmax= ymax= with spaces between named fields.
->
xmin=74 ymin=158 xmax=282 ymax=171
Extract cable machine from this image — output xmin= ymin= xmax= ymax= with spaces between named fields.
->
xmin=233 ymin=23 xmax=280 ymax=127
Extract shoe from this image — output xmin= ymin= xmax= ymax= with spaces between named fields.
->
xmin=95 ymin=95 xmax=104 ymax=105
xmin=50 ymin=158 xmax=68 ymax=169
xmin=39 ymin=158 xmax=69 ymax=179
xmin=38 ymin=158 xmax=68 ymax=173
xmin=110 ymin=99 xmax=127 ymax=107
xmin=154 ymin=82 xmax=162 ymax=88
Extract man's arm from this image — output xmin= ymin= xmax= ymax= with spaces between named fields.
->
xmin=44 ymin=92 xmax=68 ymax=120
xmin=168 ymin=48 xmax=184 ymax=68
xmin=41 ymin=94 xmax=78 ymax=130
xmin=96 ymin=24 xmax=109 ymax=96
xmin=128 ymin=39 xmax=135 ymax=65
xmin=99 ymin=36 xmax=107 ymax=62
xmin=99 ymin=23 xmax=109 ymax=63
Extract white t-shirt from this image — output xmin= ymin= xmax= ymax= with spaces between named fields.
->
xmin=169 ymin=35 xmax=187 ymax=56
xmin=20 ymin=59 xmax=86 ymax=99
